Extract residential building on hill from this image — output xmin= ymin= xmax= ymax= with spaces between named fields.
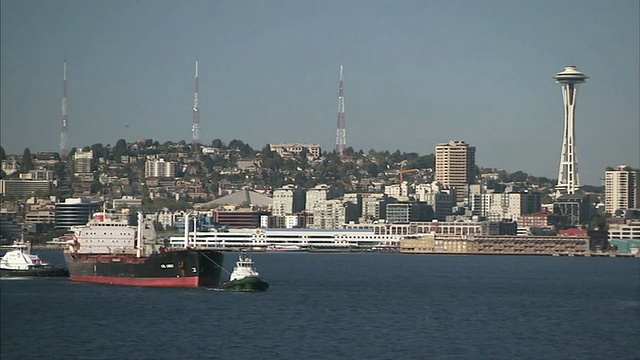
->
xmin=269 ymin=143 xmax=321 ymax=159
xmin=145 ymin=158 xmax=176 ymax=178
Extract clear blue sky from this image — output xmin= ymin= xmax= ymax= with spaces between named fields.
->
xmin=1 ymin=0 xmax=638 ymax=186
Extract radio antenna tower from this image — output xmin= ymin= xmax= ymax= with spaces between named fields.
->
xmin=191 ymin=59 xmax=201 ymax=146
xmin=335 ymin=62 xmax=347 ymax=157
xmin=59 ymin=60 xmax=69 ymax=159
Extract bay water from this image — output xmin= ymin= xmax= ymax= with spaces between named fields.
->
xmin=1 ymin=251 xmax=638 ymax=359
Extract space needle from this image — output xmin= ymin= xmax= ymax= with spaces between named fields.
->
xmin=554 ymin=65 xmax=588 ymax=196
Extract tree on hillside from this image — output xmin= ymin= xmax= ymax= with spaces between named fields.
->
xmin=113 ymin=139 xmax=127 ymax=162
xmin=407 ymin=154 xmax=435 ymax=169
xmin=0 ymin=146 xmax=6 ymax=161
xmin=211 ymin=139 xmax=224 ymax=148
xmin=20 ymin=148 xmax=34 ymax=171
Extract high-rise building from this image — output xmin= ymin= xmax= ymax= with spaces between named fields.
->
xmin=554 ymin=65 xmax=588 ymax=196
xmin=435 ymin=140 xmax=476 ymax=203
xmin=605 ymin=165 xmax=639 ymax=214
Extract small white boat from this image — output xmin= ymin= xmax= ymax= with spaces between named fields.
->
xmin=265 ymin=244 xmax=304 ymax=252
xmin=0 ymin=242 xmax=68 ymax=277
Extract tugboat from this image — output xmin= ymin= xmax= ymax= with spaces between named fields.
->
xmin=0 ymin=242 xmax=69 ymax=278
xmin=219 ymin=251 xmax=269 ymax=292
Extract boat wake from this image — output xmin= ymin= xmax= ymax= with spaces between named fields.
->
xmin=0 ymin=277 xmax=34 ymax=281
xmin=206 ymin=287 xmax=225 ymax=292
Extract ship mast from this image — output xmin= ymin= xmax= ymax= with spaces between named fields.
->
xmin=136 ymin=212 xmax=143 ymax=257
xmin=183 ymin=212 xmax=191 ymax=248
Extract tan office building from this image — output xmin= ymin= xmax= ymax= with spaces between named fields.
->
xmin=435 ymin=140 xmax=476 ymax=203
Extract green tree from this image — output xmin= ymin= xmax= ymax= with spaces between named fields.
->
xmin=211 ymin=139 xmax=224 ymax=148
xmin=0 ymin=146 xmax=6 ymax=161
xmin=20 ymin=148 xmax=34 ymax=171
xmin=113 ymin=139 xmax=127 ymax=162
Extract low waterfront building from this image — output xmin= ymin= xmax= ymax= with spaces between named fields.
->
xmin=345 ymin=219 xmax=517 ymax=237
xmin=608 ymin=221 xmax=640 ymax=254
xmin=400 ymin=234 xmax=589 ymax=255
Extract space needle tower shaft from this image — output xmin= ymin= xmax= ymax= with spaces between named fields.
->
xmin=554 ymin=65 xmax=588 ymax=196
xmin=192 ymin=60 xmax=201 ymax=146
xmin=335 ymin=63 xmax=346 ymax=157
xmin=59 ymin=60 xmax=69 ymax=159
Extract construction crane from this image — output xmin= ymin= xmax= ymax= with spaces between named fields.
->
xmin=399 ymin=169 xmax=419 ymax=183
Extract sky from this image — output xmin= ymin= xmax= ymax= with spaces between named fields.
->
xmin=1 ymin=0 xmax=638 ymax=186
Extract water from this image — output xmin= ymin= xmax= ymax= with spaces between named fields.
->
xmin=1 ymin=251 xmax=639 ymax=360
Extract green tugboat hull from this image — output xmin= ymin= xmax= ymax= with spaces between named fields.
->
xmin=219 ymin=276 xmax=269 ymax=292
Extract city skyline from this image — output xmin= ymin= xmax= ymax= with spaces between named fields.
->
xmin=1 ymin=0 xmax=638 ymax=186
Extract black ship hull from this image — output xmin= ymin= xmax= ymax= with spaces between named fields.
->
xmin=64 ymin=250 xmax=224 ymax=287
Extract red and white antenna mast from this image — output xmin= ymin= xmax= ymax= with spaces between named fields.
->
xmin=191 ymin=59 xmax=201 ymax=146
xmin=335 ymin=62 xmax=346 ymax=157
xmin=59 ymin=60 xmax=69 ymax=159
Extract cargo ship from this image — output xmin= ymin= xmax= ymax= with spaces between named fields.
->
xmin=59 ymin=212 xmax=224 ymax=287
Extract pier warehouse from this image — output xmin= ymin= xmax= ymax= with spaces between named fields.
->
xmin=401 ymin=234 xmax=589 ymax=256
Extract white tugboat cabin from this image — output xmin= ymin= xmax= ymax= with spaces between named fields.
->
xmin=229 ymin=251 xmax=260 ymax=281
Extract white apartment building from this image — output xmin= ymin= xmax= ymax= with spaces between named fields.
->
xmin=361 ymin=194 xmax=388 ymax=222
xmin=472 ymin=192 xmax=541 ymax=221
xmin=272 ymin=184 xmax=305 ymax=217
xmin=605 ymin=165 xmax=639 ymax=214
xmin=310 ymin=199 xmax=346 ymax=229
xmin=305 ymin=184 xmax=333 ymax=212
xmin=145 ymin=158 xmax=176 ymax=178
xmin=73 ymin=149 xmax=93 ymax=174
xmin=384 ymin=182 xmax=411 ymax=200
